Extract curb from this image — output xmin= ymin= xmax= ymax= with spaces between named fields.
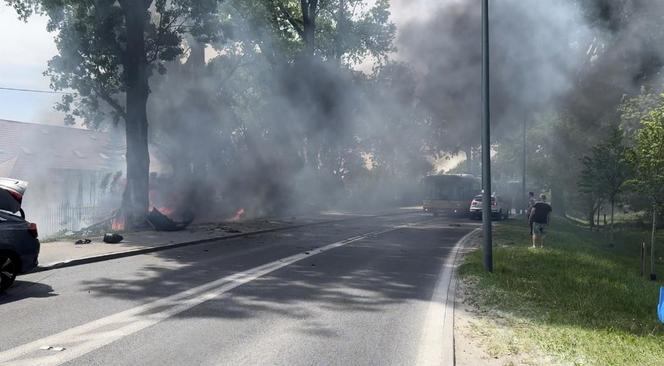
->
xmin=449 ymin=228 xmax=482 ymax=366
xmin=415 ymin=226 xmax=481 ymax=366
xmin=34 ymin=211 xmax=415 ymax=273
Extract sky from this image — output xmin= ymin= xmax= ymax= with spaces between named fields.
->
xmin=0 ymin=5 xmax=64 ymax=124
xmin=0 ymin=1 xmax=435 ymax=125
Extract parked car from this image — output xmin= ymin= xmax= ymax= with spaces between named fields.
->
xmin=469 ymin=194 xmax=511 ymax=220
xmin=0 ymin=178 xmax=39 ymax=293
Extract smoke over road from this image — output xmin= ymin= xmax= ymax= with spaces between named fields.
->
xmin=140 ymin=0 xmax=664 ymax=218
xmin=8 ymin=0 xmax=664 ymax=228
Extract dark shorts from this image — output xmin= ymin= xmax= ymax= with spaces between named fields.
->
xmin=533 ymin=223 xmax=547 ymax=236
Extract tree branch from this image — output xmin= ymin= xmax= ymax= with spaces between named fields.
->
xmin=277 ymin=4 xmax=304 ymax=37
xmin=95 ymin=86 xmax=127 ymax=120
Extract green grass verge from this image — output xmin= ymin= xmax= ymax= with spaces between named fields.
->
xmin=458 ymin=218 xmax=664 ymax=366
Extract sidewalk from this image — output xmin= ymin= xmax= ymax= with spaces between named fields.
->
xmin=37 ymin=208 xmax=418 ymax=270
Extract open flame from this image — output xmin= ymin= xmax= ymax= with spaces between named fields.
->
xmin=231 ymin=208 xmax=245 ymax=222
xmin=111 ymin=213 xmax=125 ymax=231
xmin=153 ymin=206 xmax=175 ymax=216
xmin=149 ymin=185 xmax=177 ymax=219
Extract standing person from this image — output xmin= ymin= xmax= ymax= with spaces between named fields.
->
xmin=529 ymin=194 xmax=552 ymax=248
xmin=527 ymin=192 xmax=536 ymax=234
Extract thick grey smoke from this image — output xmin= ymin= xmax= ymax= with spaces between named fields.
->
xmin=17 ymin=0 xmax=664 ymax=230
xmin=145 ymin=0 xmax=634 ymax=217
xmin=142 ymin=2 xmax=431 ymax=219
xmin=562 ymin=0 xmax=664 ymax=126
xmin=396 ymin=0 xmax=592 ymax=152
xmin=389 ymin=0 xmax=664 ymax=208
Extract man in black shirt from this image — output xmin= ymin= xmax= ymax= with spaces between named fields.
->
xmin=529 ymin=194 xmax=552 ymax=248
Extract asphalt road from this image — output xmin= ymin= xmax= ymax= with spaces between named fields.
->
xmin=0 ymin=212 xmax=478 ymax=366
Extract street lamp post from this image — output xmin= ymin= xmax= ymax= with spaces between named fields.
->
xmin=481 ymin=0 xmax=493 ymax=272
xmin=522 ymin=118 xmax=527 ymax=214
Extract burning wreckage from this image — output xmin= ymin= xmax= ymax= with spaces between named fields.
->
xmin=95 ymin=176 xmax=199 ymax=233
xmin=146 ymin=207 xmax=194 ymax=231
xmin=1 ymin=173 xmax=241 ymax=240
xmin=94 ymin=205 xmax=196 ymax=234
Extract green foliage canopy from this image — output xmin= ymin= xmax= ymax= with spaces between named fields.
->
xmin=628 ymin=99 xmax=664 ymax=207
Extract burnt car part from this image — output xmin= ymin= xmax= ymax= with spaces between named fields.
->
xmin=103 ymin=233 xmax=123 ymax=244
xmin=146 ymin=207 xmax=194 ymax=232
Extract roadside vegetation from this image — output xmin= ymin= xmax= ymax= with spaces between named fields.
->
xmin=459 ymin=218 xmax=664 ymax=366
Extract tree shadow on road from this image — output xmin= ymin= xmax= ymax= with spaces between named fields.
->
xmin=78 ymin=221 xmax=473 ymax=337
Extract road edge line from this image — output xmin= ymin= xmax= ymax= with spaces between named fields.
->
xmin=415 ymin=226 xmax=481 ymax=366
xmin=448 ymin=228 xmax=482 ymax=366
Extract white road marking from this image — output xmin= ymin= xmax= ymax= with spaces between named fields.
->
xmin=0 ymin=225 xmax=411 ymax=366
xmin=415 ymin=228 xmax=480 ymax=366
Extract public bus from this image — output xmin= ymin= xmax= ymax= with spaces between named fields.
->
xmin=422 ymin=174 xmax=481 ymax=217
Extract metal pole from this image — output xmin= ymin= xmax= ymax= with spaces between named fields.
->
xmin=522 ymin=118 xmax=527 ymax=214
xmin=482 ymin=0 xmax=493 ymax=272
xmin=651 ymin=205 xmax=657 ymax=281
xmin=641 ymin=241 xmax=646 ymax=277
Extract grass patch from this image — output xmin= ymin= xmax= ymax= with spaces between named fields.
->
xmin=458 ymin=218 xmax=664 ymax=366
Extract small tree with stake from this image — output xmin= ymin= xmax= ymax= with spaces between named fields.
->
xmin=628 ymin=101 xmax=664 ymax=280
xmin=578 ymin=157 xmax=604 ymax=231
xmin=579 ymin=128 xmax=631 ymax=243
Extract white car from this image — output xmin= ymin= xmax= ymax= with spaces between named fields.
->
xmin=469 ymin=194 xmax=511 ymax=220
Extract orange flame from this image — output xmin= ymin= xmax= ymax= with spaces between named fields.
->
xmin=112 ymin=214 xmax=125 ymax=231
xmin=154 ymin=206 xmax=175 ymax=216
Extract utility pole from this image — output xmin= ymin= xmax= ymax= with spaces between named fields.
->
xmin=481 ymin=0 xmax=493 ymax=272
xmin=651 ymin=205 xmax=657 ymax=281
xmin=522 ymin=118 xmax=527 ymax=214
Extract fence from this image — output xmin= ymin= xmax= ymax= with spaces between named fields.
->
xmin=31 ymin=205 xmax=112 ymax=238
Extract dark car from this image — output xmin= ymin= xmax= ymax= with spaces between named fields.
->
xmin=0 ymin=178 xmax=39 ymax=292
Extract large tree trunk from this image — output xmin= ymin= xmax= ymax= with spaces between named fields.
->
xmin=121 ymin=2 xmax=151 ymax=228
xmin=610 ymin=197 xmax=615 ymax=245
xmin=185 ymin=40 xmax=209 ymax=180
xmin=333 ymin=0 xmax=346 ymax=63
xmin=301 ymin=0 xmax=318 ymax=56
xmin=551 ymin=184 xmax=565 ymax=217
xmin=587 ymin=203 xmax=595 ymax=230
xmin=465 ymin=145 xmax=473 ymax=174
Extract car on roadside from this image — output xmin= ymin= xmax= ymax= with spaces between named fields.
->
xmin=0 ymin=178 xmax=39 ymax=293
xmin=469 ymin=194 xmax=511 ymax=220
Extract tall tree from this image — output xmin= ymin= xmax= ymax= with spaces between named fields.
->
xmin=628 ymin=102 xmax=664 ymax=279
xmin=619 ymin=88 xmax=662 ymax=143
xmin=6 ymin=0 xmax=222 ymax=227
